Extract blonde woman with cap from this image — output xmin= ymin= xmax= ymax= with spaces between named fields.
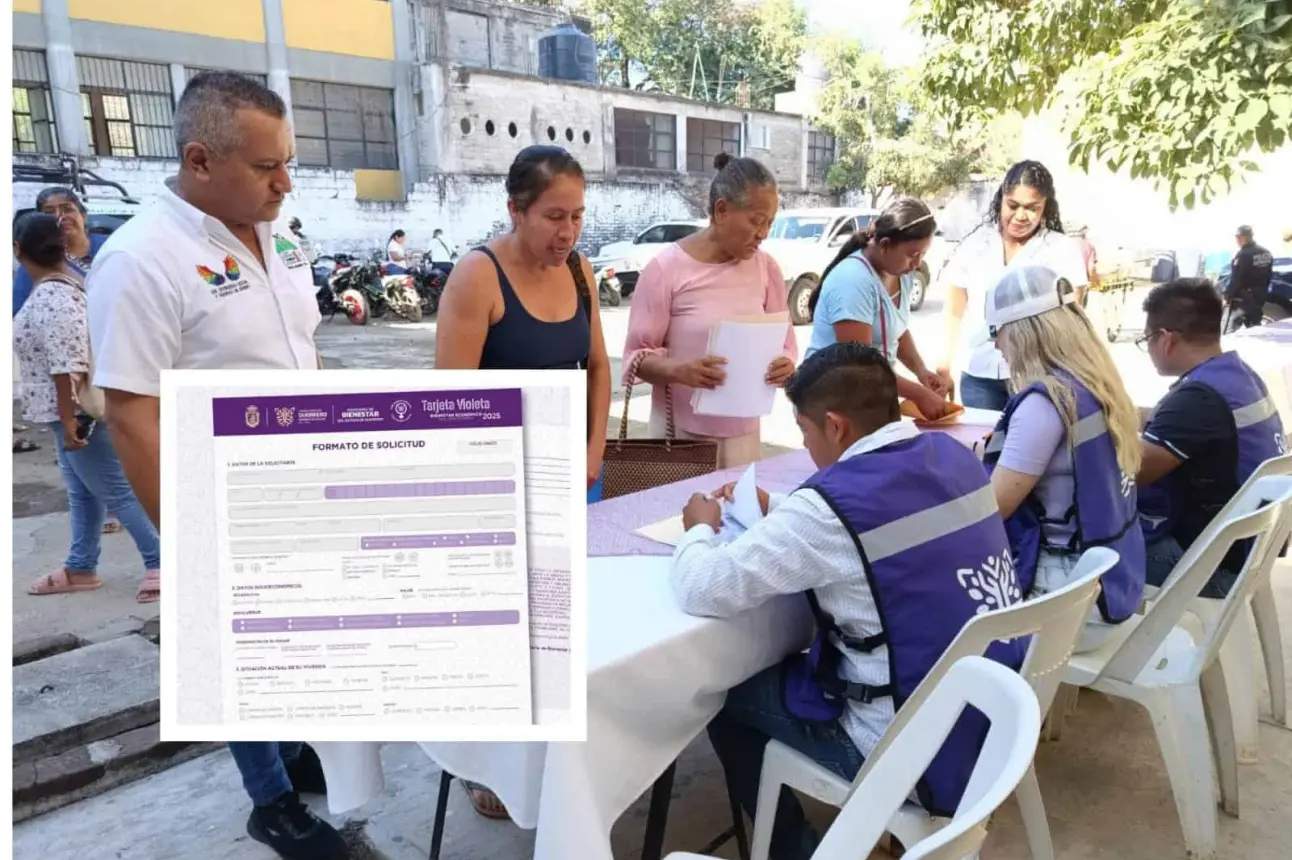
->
xmin=979 ymin=265 xmax=1145 ymax=651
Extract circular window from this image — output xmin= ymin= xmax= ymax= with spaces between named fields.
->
xmin=460 ymin=118 xmax=471 ymax=135
xmin=485 ymin=120 xmax=496 ymax=136
xmin=565 ymin=128 xmax=574 ymax=142
xmin=582 ymin=130 xmax=591 ymax=145
xmin=508 ymin=122 xmax=518 ymax=138
xmin=547 ymin=126 xmax=556 ymax=141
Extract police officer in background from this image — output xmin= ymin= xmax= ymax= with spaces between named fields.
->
xmin=1227 ymin=225 xmax=1273 ymax=329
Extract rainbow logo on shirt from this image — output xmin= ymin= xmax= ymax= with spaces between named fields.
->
xmin=195 ymin=256 xmax=243 ymax=287
xmin=196 ymin=265 xmax=224 ymax=286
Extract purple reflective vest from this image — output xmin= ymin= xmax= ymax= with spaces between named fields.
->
xmin=983 ymin=376 xmax=1145 ymax=623
xmin=782 ymin=431 xmax=1027 ymax=817
xmin=1140 ymin=352 xmax=1287 ymax=553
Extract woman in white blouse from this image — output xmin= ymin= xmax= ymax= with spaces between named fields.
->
xmin=12 ymin=213 xmax=160 ymax=602
xmin=386 ymin=229 xmax=409 ymax=274
xmin=936 ymin=161 xmax=1088 ymax=410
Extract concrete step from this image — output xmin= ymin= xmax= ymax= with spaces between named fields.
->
xmin=13 ymin=722 xmax=220 ymax=823
xmin=13 ymin=635 xmax=160 ymax=764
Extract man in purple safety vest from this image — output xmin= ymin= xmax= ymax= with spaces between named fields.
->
xmin=671 ymin=342 xmax=1023 ymax=860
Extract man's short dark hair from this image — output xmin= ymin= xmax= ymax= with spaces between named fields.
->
xmin=174 ymin=72 xmax=287 ymax=155
xmin=785 ymin=342 xmax=899 ymax=430
xmin=1142 ymin=278 xmax=1224 ymax=343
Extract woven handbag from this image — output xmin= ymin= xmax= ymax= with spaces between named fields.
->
xmin=599 ymin=352 xmax=720 ymax=500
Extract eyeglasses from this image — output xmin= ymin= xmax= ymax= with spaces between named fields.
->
xmin=1135 ymin=329 xmax=1173 ymax=351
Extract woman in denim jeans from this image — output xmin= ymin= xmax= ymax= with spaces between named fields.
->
xmin=12 ymin=213 xmax=160 ymax=602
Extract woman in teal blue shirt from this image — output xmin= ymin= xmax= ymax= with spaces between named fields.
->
xmin=806 ymin=197 xmax=951 ymax=419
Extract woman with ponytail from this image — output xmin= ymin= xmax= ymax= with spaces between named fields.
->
xmin=806 ymin=196 xmax=951 ymax=420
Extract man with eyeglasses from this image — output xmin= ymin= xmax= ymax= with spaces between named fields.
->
xmin=1135 ymin=278 xmax=1286 ymax=597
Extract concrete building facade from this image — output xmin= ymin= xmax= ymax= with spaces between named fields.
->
xmin=11 ymin=0 xmax=838 ymax=253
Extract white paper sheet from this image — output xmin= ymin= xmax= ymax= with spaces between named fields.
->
xmin=692 ymin=313 xmax=789 ymax=418
xmin=634 ymin=464 xmax=764 ymax=547
xmin=207 ymin=388 xmax=534 ymax=731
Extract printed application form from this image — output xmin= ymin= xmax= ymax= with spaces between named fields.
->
xmin=211 ymin=389 xmax=532 ymax=728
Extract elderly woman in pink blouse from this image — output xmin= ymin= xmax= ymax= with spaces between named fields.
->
xmin=623 ymin=153 xmax=798 ymax=468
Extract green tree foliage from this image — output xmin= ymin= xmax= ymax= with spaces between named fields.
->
xmin=811 ymin=37 xmax=1017 ymax=198
xmin=916 ymin=0 xmax=1292 ymax=207
xmin=578 ymin=0 xmax=807 ymax=110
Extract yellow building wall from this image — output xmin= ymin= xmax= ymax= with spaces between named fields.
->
xmin=13 ymin=0 xmax=42 ymax=14
xmin=282 ymin=0 xmax=395 ymax=60
xmin=354 ymin=170 xmax=406 ymax=202
xmin=67 ymin=0 xmax=266 ymax=42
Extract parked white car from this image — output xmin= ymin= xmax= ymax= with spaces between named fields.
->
xmin=592 ymin=219 xmax=706 ymax=297
xmin=763 ymin=206 xmax=956 ymax=325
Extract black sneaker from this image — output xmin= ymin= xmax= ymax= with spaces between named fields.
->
xmin=247 ymin=792 xmax=350 ymax=860
xmin=285 ymin=743 xmax=328 ymax=796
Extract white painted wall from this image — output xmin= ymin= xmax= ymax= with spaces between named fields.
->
xmin=13 ymin=156 xmax=836 ymax=259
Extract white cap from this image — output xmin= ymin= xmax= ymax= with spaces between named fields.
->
xmin=984 ymin=265 xmax=1077 ymax=335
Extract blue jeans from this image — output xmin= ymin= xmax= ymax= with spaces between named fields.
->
xmin=229 ymin=742 xmax=304 ymax=806
xmin=1145 ymin=535 xmax=1237 ymax=599
xmin=50 ymin=419 xmax=160 ymax=572
xmin=959 ymin=373 xmax=1011 ymax=411
xmin=707 ymin=665 xmax=866 ymax=860
xmin=385 ymin=263 xmax=408 ymax=275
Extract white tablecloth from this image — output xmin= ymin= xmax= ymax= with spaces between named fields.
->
xmin=314 ymin=555 xmax=813 ymax=860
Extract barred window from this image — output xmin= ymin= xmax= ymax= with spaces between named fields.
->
xmin=13 ymin=50 xmax=57 ymax=153
xmin=614 ymin=109 xmax=676 ymax=171
xmin=808 ymin=130 xmax=836 ymax=183
xmin=291 ymin=80 xmax=397 ymax=170
xmin=78 ymin=57 xmax=175 ymax=158
xmin=686 ymin=119 xmax=740 ymax=173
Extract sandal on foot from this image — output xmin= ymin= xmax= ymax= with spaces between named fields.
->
xmin=465 ymin=786 xmax=510 ymax=820
xmin=13 ymin=439 xmax=40 ymax=454
xmin=29 ymin=569 xmax=103 ymax=596
xmin=102 ymin=519 xmax=123 ymax=534
xmin=137 ymin=569 xmax=160 ymax=604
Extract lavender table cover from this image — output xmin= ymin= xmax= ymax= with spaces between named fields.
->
xmin=588 ymin=418 xmax=998 ymax=558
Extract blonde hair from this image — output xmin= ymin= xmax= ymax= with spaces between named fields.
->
xmin=998 ymin=305 xmax=1141 ymax=477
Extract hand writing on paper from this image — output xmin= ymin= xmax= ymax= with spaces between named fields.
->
xmin=765 ymin=356 xmax=796 ymax=387
xmin=674 ymin=355 xmax=728 ymax=390
xmin=682 ymin=492 xmax=722 ymax=530
xmin=714 ymin=481 xmax=770 ymax=516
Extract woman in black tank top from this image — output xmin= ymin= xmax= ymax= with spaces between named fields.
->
xmin=436 ymin=148 xmax=610 ymax=472
xmin=434 ymin=147 xmax=612 ymax=821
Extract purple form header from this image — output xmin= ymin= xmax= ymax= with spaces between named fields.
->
xmin=212 ymin=388 xmax=522 ymax=436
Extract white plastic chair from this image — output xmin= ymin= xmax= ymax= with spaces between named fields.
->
xmin=1142 ymin=455 xmax=1292 ymax=764
xmin=1061 ymin=488 xmax=1292 ymax=860
xmin=747 ymin=548 xmax=1114 ymax=860
xmin=664 ymin=656 xmax=1042 ymax=860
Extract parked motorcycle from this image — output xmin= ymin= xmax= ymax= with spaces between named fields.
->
xmin=314 ymin=255 xmax=361 ymax=323
xmin=409 ymin=259 xmax=450 ymax=316
xmin=329 ymin=262 xmax=422 ymax=325
xmin=595 ymin=264 xmax=622 ymax=308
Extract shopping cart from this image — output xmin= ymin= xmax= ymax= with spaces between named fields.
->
xmin=1090 ymin=268 xmax=1150 ymax=343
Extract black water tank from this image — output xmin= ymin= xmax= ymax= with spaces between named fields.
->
xmin=538 ymin=23 xmax=598 ymax=85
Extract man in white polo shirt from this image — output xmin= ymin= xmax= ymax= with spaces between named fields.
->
xmin=86 ymin=72 xmax=344 ymax=860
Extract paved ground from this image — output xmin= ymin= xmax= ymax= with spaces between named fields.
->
xmin=21 ymin=286 xmax=1289 ymax=860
